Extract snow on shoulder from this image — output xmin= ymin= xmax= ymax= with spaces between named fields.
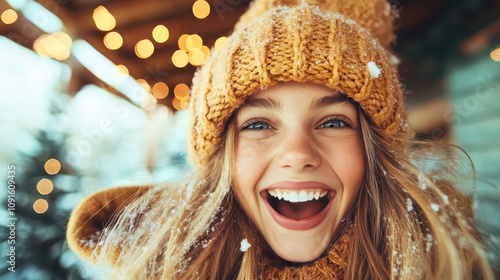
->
xmin=367 ymin=61 xmax=381 ymax=79
xmin=240 ymin=239 xmax=251 ymax=252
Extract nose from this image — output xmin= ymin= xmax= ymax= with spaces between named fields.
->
xmin=275 ymin=131 xmax=321 ymax=171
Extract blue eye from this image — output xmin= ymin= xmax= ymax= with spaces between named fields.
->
xmin=244 ymin=121 xmax=272 ymax=130
xmin=320 ymin=118 xmax=349 ymax=129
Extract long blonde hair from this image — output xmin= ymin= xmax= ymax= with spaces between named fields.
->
xmin=90 ymin=112 xmax=494 ymax=279
xmin=345 ymin=112 xmax=493 ymax=279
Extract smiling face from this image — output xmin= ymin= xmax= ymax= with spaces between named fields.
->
xmin=232 ymin=82 xmax=365 ymax=263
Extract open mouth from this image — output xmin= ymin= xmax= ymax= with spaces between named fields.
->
xmin=263 ymin=189 xmax=331 ymax=220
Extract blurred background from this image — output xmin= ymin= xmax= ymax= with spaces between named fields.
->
xmin=0 ymin=0 xmax=498 ymax=279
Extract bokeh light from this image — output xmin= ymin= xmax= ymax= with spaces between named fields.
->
xmin=116 ymin=64 xmax=129 ymax=75
xmin=44 ymin=158 xmax=61 ymax=175
xmin=192 ymin=0 xmax=210 ymax=19
xmin=186 ymin=34 xmax=203 ymax=51
xmin=180 ymin=96 xmax=190 ymax=109
xmin=188 ymin=49 xmax=205 ymax=66
xmin=93 ymin=6 xmax=116 ymax=31
xmin=200 ymin=45 xmax=210 ymax=57
xmin=103 ymin=31 xmax=123 ymax=50
xmin=1 ymin=9 xmax=18 ymax=25
xmin=152 ymin=82 xmax=169 ymax=99
xmin=33 ymin=199 xmax=49 ymax=214
xmin=172 ymin=97 xmax=182 ymax=110
xmin=152 ymin=25 xmax=169 ymax=43
xmin=33 ymin=32 xmax=72 ymax=61
xmin=135 ymin=39 xmax=154 ymax=59
xmin=172 ymin=96 xmax=190 ymax=110
xmin=491 ymin=47 xmax=500 ymax=62
xmin=172 ymin=50 xmax=188 ymax=68
xmin=214 ymin=36 xmax=228 ymax=50
xmin=174 ymin=83 xmax=190 ymax=99
xmin=37 ymin=178 xmax=54 ymax=195
xmin=178 ymin=34 xmax=189 ymax=52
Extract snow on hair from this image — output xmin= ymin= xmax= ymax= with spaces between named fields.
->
xmin=86 ymin=111 xmax=493 ymax=279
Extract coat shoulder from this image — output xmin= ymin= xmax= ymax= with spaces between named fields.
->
xmin=66 ymin=185 xmax=150 ymax=263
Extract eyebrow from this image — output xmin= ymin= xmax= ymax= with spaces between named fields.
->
xmin=240 ymin=96 xmax=281 ymax=110
xmin=312 ymin=94 xmax=357 ymax=110
xmin=240 ymin=92 xmax=356 ymax=111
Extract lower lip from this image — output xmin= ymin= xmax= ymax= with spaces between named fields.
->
xmin=264 ymin=193 xmax=335 ymax=231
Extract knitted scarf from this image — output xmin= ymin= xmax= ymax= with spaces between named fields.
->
xmin=262 ymin=225 xmax=352 ymax=279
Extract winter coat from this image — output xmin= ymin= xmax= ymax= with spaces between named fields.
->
xmin=67 ymin=186 xmax=352 ymax=279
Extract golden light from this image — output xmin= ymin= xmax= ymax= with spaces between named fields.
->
xmin=52 ymin=46 xmax=70 ymax=61
xmin=174 ymin=83 xmax=190 ymax=99
xmin=33 ymin=199 xmax=49 ymax=214
xmin=56 ymin=32 xmax=72 ymax=48
xmin=152 ymin=25 xmax=169 ymax=43
xmin=93 ymin=6 xmax=116 ymax=31
xmin=136 ymin=78 xmax=151 ymax=92
xmin=1 ymin=9 xmax=18 ymax=25
xmin=37 ymin=179 xmax=54 ymax=195
xmin=189 ymin=49 xmax=205 ymax=66
xmin=33 ymin=35 xmax=48 ymax=55
xmin=192 ymin=0 xmax=210 ymax=19
xmin=491 ymin=47 xmax=500 ymax=62
xmin=186 ymin=34 xmax=203 ymax=51
xmin=172 ymin=97 xmax=182 ymax=110
xmin=180 ymin=96 xmax=190 ymax=110
xmin=52 ymin=32 xmax=72 ymax=60
xmin=44 ymin=158 xmax=61 ymax=175
xmin=172 ymin=50 xmax=188 ymax=68
xmin=214 ymin=36 xmax=228 ymax=50
xmin=200 ymin=45 xmax=210 ymax=60
xmin=33 ymin=32 xmax=72 ymax=61
xmin=116 ymin=64 xmax=129 ymax=75
xmin=103 ymin=31 xmax=123 ymax=50
xmin=200 ymin=46 xmax=210 ymax=64
xmin=152 ymin=82 xmax=169 ymax=99
xmin=135 ymin=39 xmax=154 ymax=59
xmin=178 ymin=34 xmax=190 ymax=51
xmin=172 ymin=96 xmax=190 ymax=110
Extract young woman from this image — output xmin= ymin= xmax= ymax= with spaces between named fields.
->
xmin=67 ymin=0 xmax=494 ymax=279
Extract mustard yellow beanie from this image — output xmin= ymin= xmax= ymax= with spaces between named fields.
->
xmin=189 ymin=0 xmax=408 ymax=166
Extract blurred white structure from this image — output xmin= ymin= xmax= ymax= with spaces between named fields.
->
xmin=447 ymin=55 xmax=500 ymax=266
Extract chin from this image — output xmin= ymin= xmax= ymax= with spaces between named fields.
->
xmin=281 ymin=252 xmax=323 ymax=263
xmin=265 ymin=231 xmax=333 ymax=263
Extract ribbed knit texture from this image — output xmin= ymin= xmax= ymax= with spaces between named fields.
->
xmin=235 ymin=0 xmax=395 ymax=49
xmin=263 ymin=224 xmax=352 ymax=279
xmin=189 ymin=0 xmax=408 ymax=166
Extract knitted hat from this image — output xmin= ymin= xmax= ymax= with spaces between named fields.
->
xmin=189 ymin=0 xmax=408 ymax=167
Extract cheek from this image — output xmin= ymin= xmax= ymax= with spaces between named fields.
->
xmin=233 ymin=140 xmax=265 ymax=199
xmin=235 ymin=142 xmax=255 ymax=184
xmin=342 ymin=140 xmax=365 ymax=198
xmin=327 ymin=138 xmax=365 ymax=193
xmin=233 ymin=140 xmax=270 ymax=226
xmin=347 ymin=141 xmax=365 ymax=182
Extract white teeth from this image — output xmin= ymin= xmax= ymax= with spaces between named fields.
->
xmin=298 ymin=191 xmax=308 ymax=202
xmin=308 ymin=192 xmax=314 ymax=201
xmin=276 ymin=190 xmax=283 ymax=200
xmin=268 ymin=189 xmax=328 ymax=203
xmin=283 ymin=192 xmax=289 ymax=201
xmin=314 ymin=191 xmax=320 ymax=200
